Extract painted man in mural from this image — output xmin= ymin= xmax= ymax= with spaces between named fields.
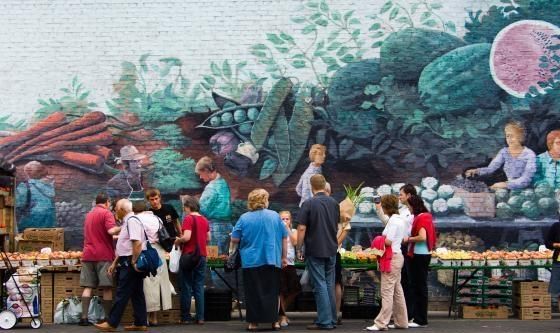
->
xmin=533 ymin=130 xmax=560 ymax=188
xmin=195 ymin=156 xmax=232 ymax=254
xmin=15 ymin=161 xmax=56 ymax=230
xmin=465 ymin=121 xmax=536 ymax=190
xmin=296 ymin=144 xmax=326 ymax=207
xmin=105 ymin=145 xmax=146 ymax=201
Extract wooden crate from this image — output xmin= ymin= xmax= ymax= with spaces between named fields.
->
xmin=17 ymin=240 xmax=55 ymax=252
xmin=460 ymin=305 xmax=509 ymax=319
xmin=513 ymin=281 xmax=548 ymax=295
xmin=514 ymin=294 xmax=551 ymax=308
xmin=453 ymin=188 xmax=496 ymax=218
xmin=516 ymin=307 xmax=551 ymax=320
xmin=159 ymin=310 xmax=181 ymax=324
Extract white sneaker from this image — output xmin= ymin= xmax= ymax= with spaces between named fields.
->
xmin=365 ymin=325 xmax=388 ymax=331
xmin=388 ymin=324 xmax=407 ymax=329
xmin=408 ymin=321 xmax=427 ymax=328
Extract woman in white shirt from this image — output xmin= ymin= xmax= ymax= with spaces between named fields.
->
xmin=367 ymin=195 xmax=408 ymax=331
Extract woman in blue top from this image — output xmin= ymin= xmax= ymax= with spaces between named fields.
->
xmin=466 ymin=121 xmax=536 ymax=190
xmin=230 ymin=189 xmax=288 ymax=331
xmin=16 ymin=161 xmax=56 ymax=230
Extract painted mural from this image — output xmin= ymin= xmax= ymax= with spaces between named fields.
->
xmin=1 ymin=0 xmax=560 ymax=251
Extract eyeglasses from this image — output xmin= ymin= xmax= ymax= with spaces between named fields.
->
xmin=281 ymin=218 xmax=290 ymax=221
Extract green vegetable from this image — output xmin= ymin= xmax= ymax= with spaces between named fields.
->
xmin=251 ymin=78 xmax=293 ymax=150
xmin=507 ymin=195 xmax=523 ymax=212
xmin=496 ymin=202 xmax=514 ymax=219
xmin=418 ymin=43 xmax=501 ymax=114
xmin=520 ymin=188 xmax=536 ymax=203
xmin=380 ymin=28 xmax=465 ymax=82
xmin=221 ymin=112 xmax=233 ymax=125
xmin=210 ymin=116 xmax=221 ymax=127
xmin=238 ymin=123 xmax=253 ymax=134
xmin=538 ymin=197 xmax=557 ymax=215
xmin=447 ymin=197 xmax=464 ymax=213
xmin=494 ymin=188 xmax=509 ymax=203
xmin=344 ymin=182 xmax=365 ymax=206
xmin=521 ymin=200 xmax=539 ymax=219
xmin=421 ymin=189 xmax=438 ymax=203
xmin=535 ymin=183 xmax=554 ymax=199
xmin=377 ymin=184 xmax=393 ymax=196
xmin=437 ymin=184 xmax=455 ymax=200
xmin=247 ymin=107 xmax=259 ymax=120
xmin=421 ymin=177 xmax=439 ymax=190
xmin=432 ymin=198 xmax=448 ymax=216
xmin=234 ymin=109 xmax=247 ymax=123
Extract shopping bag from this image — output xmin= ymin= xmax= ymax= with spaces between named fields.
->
xmin=169 ymin=246 xmax=181 ymax=273
xmin=54 ymin=296 xmax=82 ymax=324
xmin=87 ymin=296 xmax=105 ymax=323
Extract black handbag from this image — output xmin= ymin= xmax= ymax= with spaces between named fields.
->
xmin=156 ymin=217 xmax=174 ymax=252
xmin=179 ymin=215 xmax=201 ymax=270
xmin=224 ymin=248 xmax=241 ymax=272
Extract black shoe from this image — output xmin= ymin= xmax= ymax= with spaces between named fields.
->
xmin=79 ymin=318 xmax=90 ymax=326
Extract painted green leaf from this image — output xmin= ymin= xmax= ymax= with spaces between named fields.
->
xmin=203 ymin=75 xmax=216 ymax=85
xmin=316 ymin=18 xmax=328 ymax=27
xmin=365 ymin=85 xmax=382 ymax=95
xmin=236 ymin=61 xmax=247 ymax=71
xmin=369 ymin=23 xmax=381 ymax=31
xmin=327 ymin=64 xmax=341 ymax=72
xmin=273 ymin=108 xmax=291 ymax=169
xmin=430 ymin=3 xmax=443 ymax=9
xmin=328 ymin=30 xmax=340 ymax=42
xmin=319 ymin=0 xmax=329 ymax=12
xmin=351 ymin=29 xmax=360 ymax=38
xmin=280 ymin=32 xmax=294 ymax=43
xmin=349 ymin=18 xmax=360 ymax=25
xmin=302 ymin=25 xmax=317 ymax=35
xmin=306 ymin=1 xmax=319 ymax=9
xmin=252 ymin=43 xmax=268 ymax=51
xmin=259 ymin=158 xmax=279 ymax=180
xmin=267 ymin=33 xmax=285 ymax=45
xmin=139 ymin=54 xmax=150 ymax=72
xmin=321 ymin=56 xmax=337 ymax=65
xmin=160 ymin=57 xmax=182 ymax=67
xmin=389 ymin=7 xmax=399 ymax=20
xmin=272 ymin=85 xmax=313 ymax=186
xmin=361 ymin=101 xmax=373 ymax=109
xmin=276 ymin=47 xmax=290 ymax=54
xmin=420 ymin=11 xmax=431 ymax=21
xmin=222 ymin=60 xmax=232 ymax=79
xmin=210 ymin=62 xmax=221 ymax=76
xmin=380 ymin=1 xmax=393 ymax=14
xmin=445 ymin=21 xmax=456 ymax=33
xmin=291 ymin=17 xmax=306 ymax=24
xmin=372 ymin=41 xmax=383 ymax=48
xmin=327 ymin=42 xmax=342 ymax=51
xmin=292 ymin=60 xmax=307 ymax=68
xmin=331 ymin=10 xmax=341 ymax=21
xmin=251 ymin=78 xmax=293 ymax=150
xmin=343 ymin=10 xmax=355 ymax=21
xmin=337 ymin=46 xmax=349 ymax=56
xmin=340 ymin=54 xmax=355 ymax=63
xmin=396 ymin=17 xmax=411 ymax=24
xmin=423 ymin=19 xmax=438 ymax=27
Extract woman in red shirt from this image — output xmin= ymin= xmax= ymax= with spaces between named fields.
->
xmin=174 ymin=195 xmax=210 ymax=325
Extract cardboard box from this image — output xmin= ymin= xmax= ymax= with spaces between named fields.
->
xmin=460 ymin=305 xmax=509 ymax=319
xmin=23 ymin=228 xmax=64 ymax=250
xmin=207 ymin=245 xmax=219 ymax=258
xmin=514 ymin=294 xmax=551 ymax=308
xmin=17 ymin=239 xmax=55 ymax=252
xmin=514 ymin=281 xmax=549 ymax=295
xmin=516 ymin=307 xmax=551 ymax=320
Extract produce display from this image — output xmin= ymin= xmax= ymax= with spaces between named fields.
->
xmin=495 ymin=184 xmax=558 ymax=219
xmin=358 ymin=177 xmax=465 ymax=216
xmin=436 ymin=231 xmax=484 ymax=251
xmin=433 ymin=249 xmax=552 ymax=267
xmin=0 ymin=251 xmax=82 ymax=268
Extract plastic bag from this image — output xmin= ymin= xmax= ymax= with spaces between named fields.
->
xmin=87 ymin=296 xmax=105 ymax=324
xmin=169 ymin=246 xmax=181 ymax=273
xmin=300 ymin=269 xmax=310 ymax=287
xmin=54 ymin=297 xmax=82 ymax=324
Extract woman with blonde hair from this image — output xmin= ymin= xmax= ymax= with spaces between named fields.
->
xmin=296 ymin=144 xmax=326 ymax=206
xmin=278 ymin=210 xmax=300 ymax=327
xmin=230 ymin=189 xmax=288 ymax=331
xmin=466 ymin=121 xmax=536 ymax=190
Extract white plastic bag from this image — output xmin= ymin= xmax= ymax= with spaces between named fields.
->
xmin=169 ymin=246 xmax=181 ymax=273
xmin=300 ymin=269 xmax=310 ymax=287
xmin=54 ymin=297 xmax=82 ymax=324
xmin=87 ymin=296 xmax=105 ymax=324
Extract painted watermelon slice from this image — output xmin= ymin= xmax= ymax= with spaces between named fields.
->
xmin=490 ymin=20 xmax=560 ymax=98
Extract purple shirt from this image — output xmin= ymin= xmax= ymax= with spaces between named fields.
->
xmin=115 ymin=213 xmax=146 ymax=256
xmin=477 ymin=147 xmax=536 ymax=189
xmin=296 ymin=163 xmax=322 ymax=207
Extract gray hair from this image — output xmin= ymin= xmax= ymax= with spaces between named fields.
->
xmin=117 ymin=199 xmax=133 ymax=213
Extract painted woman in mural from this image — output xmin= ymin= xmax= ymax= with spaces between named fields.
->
xmin=105 ymin=145 xmax=146 ymax=201
xmin=15 ymin=161 xmax=56 ymax=230
xmin=296 ymin=144 xmax=326 ymax=207
xmin=466 ymin=121 xmax=536 ymax=190
xmin=533 ymin=130 xmax=560 ymax=188
xmin=195 ymin=156 xmax=232 ymax=254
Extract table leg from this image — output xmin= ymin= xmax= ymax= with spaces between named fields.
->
xmin=210 ymin=267 xmax=243 ymax=321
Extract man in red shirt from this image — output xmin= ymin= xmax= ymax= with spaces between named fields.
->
xmin=79 ymin=193 xmax=121 ymax=326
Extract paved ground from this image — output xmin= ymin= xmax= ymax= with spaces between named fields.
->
xmin=8 ymin=312 xmax=560 ymax=333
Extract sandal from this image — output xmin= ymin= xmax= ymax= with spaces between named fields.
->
xmin=246 ymin=324 xmax=258 ymax=331
xmin=272 ymin=322 xmax=281 ymax=331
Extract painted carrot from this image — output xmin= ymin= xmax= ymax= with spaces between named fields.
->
xmin=0 ymin=112 xmax=67 ymax=155
xmin=30 ymin=151 xmax=105 ymax=174
xmin=10 ymin=131 xmax=113 ymax=162
xmin=88 ymin=146 xmax=113 ymax=160
xmin=5 ymin=111 xmax=106 ymax=160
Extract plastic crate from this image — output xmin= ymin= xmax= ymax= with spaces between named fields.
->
xmin=204 ymin=289 xmax=232 ymax=321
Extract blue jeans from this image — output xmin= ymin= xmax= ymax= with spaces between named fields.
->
xmin=108 ymin=257 xmax=147 ymax=327
xmin=179 ymin=257 xmax=207 ymax=321
xmin=306 ymin=255 xmax=337 ymax=328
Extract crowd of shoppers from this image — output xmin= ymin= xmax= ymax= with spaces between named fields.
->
xmin=79 ymin=153 xmax=438 ymax=332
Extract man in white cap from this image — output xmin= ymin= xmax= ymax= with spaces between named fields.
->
xmin=106 ymin=145 xmax=146 ymax=200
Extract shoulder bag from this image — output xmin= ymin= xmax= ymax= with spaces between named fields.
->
xmin=156 ymin=216 xmax=174 ymax=252
xmin=179 ymin=215 xmax=201 ymax=270
xmin=128 ymin=216 xmax=162 ymax=277
xmin=224 ymin=247 xmax=241 ymax=272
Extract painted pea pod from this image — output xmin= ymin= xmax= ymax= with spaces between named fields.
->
xmin=197 ymin=103 xmax=263 ymax=129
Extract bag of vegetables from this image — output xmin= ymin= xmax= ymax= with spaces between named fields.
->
xmin=340 ymin=183 xmax=364 ymax=223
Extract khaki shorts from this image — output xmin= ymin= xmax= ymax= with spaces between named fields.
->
xmin=80 ymin=261 xmax=113 ymax=288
